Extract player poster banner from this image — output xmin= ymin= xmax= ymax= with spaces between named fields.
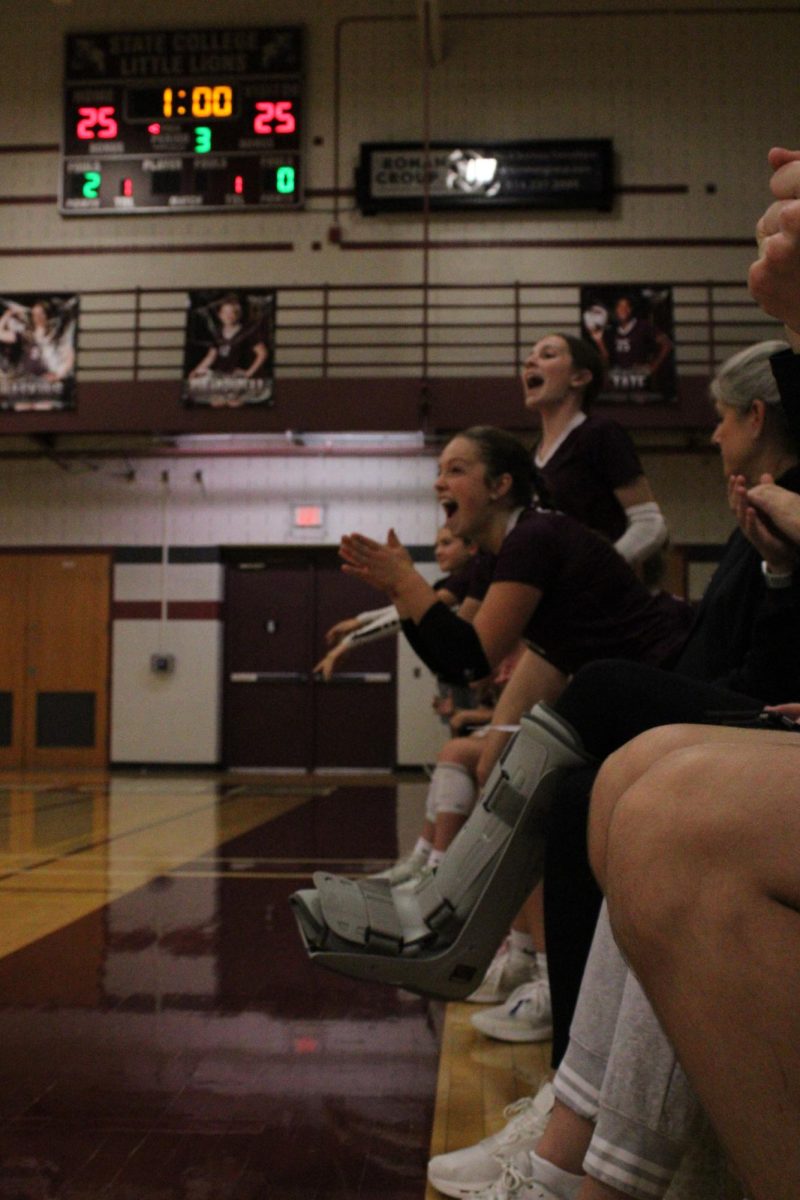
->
xmin=0 ymin=293 xmax=78 ymax=411
xmin=580 ymin=285 xmax=676 ymax=404
xmin=183 ymin=289 xmax=275 ymax=408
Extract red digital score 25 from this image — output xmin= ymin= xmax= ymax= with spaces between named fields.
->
xmin=253 ymin=100 xmax=296 ymax=135
xmin=76 ymin=106 xmax=119 ymax=139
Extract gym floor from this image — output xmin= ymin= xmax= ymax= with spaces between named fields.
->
xmin=0 ymin=770 xmax=547 ymax=1200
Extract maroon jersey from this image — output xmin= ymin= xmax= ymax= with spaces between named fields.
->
xmin=534 ymin=414 xmax=643 ymax=542
xmin=476 ymin=507 xmax=691 ymax=676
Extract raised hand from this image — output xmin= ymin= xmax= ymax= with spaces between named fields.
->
xmin=748 ymin=147 xmax=800 ymax=337
xmin=339 ymin=528 xmax=415 ymax=595
xmin=730 ymin=473 xmax=799 ymax=574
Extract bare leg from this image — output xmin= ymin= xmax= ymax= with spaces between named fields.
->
xmin=536 ymin=1101 xmax=592 ymax=1172
xmin=523 ymin=882 xmax=546 ymax=950
xmin=588 ymin=722 xmax=795 ymax=890
xmin=605 ymin=736 xmax=800 ymax=1200
xmin=433 ymin=810 xmax=468 ymax=853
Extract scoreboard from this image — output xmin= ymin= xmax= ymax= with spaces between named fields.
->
xmin=61 ymin=27 xmax=303 ymax=215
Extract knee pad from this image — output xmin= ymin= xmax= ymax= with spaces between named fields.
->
xmin=429 ymin=761 xmax=476 ymax=816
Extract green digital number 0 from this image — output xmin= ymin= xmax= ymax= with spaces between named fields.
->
xmin=195 ymin=126 xmax=212 ymax=154
xmin=276 ymin=165 xmax=295 ymax=194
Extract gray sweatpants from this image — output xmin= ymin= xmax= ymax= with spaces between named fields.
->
xmin=553 ymin=904 xmax=703 ymax=1199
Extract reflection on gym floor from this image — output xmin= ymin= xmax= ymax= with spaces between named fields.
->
xmin=0 ymin=771 xmax=440 ymax=1199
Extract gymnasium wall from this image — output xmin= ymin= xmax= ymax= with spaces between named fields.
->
xmin=0 ymin=0 xmax=795 ymax=762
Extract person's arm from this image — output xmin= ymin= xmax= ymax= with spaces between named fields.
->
xmin=243 ymin=340 xmax=268 ymax=377
xmin=433 ymin=585 xmax=459 ymax=608
xmin=190 ymin=347 xmax=218 ymax=377
xmin=704 ymin=477 xmax=800 ymax=700
xmin=612 ymin=476 xmax=669 ymax=565
xmin=453 ymin=594 xmax=481 ymax=623
xmin=325 ymin=605 xmax=402 ymax=647
xmin=341 ymin=529 xmax=540 ymax=685
xmin=763 ymin=701 xmax=800 ymax=722
xmin=585 ymin=421 xmax=669 ymax=566
xmin=647 ymin=327 xmax=673 ymax=374
xmin=585 ymin=325 xmax=610 ymax=363
xmin=340 ymin=529 xmax=436 ymax=618
xmin=474 ymin=647 xmax=568 ymax=787
xmin=314 ymin=605 xmax=402 ymax=679
xmin=731 ymin=474 xmax=799 ymax=577
xmin=449 ymin=705 xmax=494 ymax=734
xmin=746 ymin=480 xmax=800 ymax=546
xmin=314 ymin=640 xmax=352 ymax=681
xmin=325 ymin=616 xmax=365 ymax=647
xmin=748 ymin=146 xmax=800 ymax=344
xmin=49 ymin=340 xmax=75 ymax=381
xmin=0 ymin=307 xmax=22 ymax=344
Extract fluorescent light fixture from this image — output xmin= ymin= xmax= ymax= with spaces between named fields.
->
xmin=169 ymin=433 xmax=296 ymax=448
xmin=299 ymin=431 xmax=426 ymax=448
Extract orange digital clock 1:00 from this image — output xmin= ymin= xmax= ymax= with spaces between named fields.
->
xmin=162 ymin=85 xmax=233 ymax=119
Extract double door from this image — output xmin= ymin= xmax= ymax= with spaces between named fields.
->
xmin=0 ymin=554 xmax=111 ymax=769
xmin=223 ymin=550 xmax=396 ymax=770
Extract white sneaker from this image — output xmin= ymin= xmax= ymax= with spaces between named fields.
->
xmin=392 ymin=861 xmax=437 ymax=893
xmin=472 ymin=1154 xmax=560 ymax=1200
xmin=427 ymin=1082 xmax=554 ymax=1198
xmin=465 ymin=941 xmax=537 ymax=1004
xmin=369 ymin=844 xmax=429 ymax=885
xmin=470 ymin=980 xmax=553 ymax=1043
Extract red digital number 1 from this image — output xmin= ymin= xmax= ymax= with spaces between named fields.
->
xmin=76 ymin=106 xmax=118 ymax=140
xmin=254 ymin=100 xmax=296 ymax=135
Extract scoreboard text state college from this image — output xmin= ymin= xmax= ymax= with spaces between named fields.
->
xmin=61 ymin=27 xmax=304 ymax=215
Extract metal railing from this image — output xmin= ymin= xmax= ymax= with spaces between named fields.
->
xmin=74 ymin=280 xmax=782 ymax=383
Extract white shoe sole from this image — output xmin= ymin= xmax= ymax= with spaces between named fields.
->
xmin=427 ymin=1168 xmax=501 ymax=1198
xmin=470 ymin=1018 xmax=553 ymax=1043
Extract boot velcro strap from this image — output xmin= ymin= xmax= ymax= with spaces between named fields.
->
xmin=484 ymin=774 xmax=527 ymax=825
xmin=313 ymin=872 xmax=405 ymax=951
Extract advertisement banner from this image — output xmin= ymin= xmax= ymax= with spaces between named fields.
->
xmin=581 ymin=285 xmax=676 ymax=403
xmin=183 ymin=289 xmax=275 ymax=407
xmin=0 ymin=293 xmax=78 ymax=411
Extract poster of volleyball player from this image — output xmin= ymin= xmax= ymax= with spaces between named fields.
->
xmin=183 ymin=289 xmax=275 ymax=408
xmin=0 ymin=292 xmax=78 ymax=411
xmin=580 ymin=285 xmax=677 ymax=403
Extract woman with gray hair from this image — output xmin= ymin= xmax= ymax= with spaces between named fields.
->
xmin=428 ymin=338 xmax=800 ymax=1200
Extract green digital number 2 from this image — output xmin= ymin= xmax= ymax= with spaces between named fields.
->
xmin=83 ymin=170 xmax=101 ymax=199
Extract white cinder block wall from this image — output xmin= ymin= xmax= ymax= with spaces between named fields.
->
xmin=111 ymin=561 xmax=225 ymax=763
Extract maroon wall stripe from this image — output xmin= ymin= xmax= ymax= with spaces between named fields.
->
xmin=112 ymin=601 xmax=222 ymax=620
xmin=0 ymin=196 xmax=53 ymax=205
xmin=0 ymin=143 xmax=58 ymax=154
xmin=338 ymin=236 xmax=753 ymax=251
xmin=0 ymin=242 xmax=293 ymax=257
xmin=168 ymin=601 xmax=222 ymax=620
